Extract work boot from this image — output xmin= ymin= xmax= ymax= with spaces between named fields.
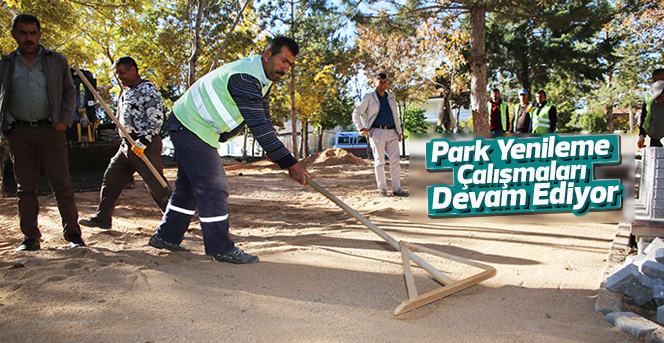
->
xmin=78 ymin=217 xmax=111 ymax=230
xmin=393 ymin=189 xmax=409 ymax=197
xmin=213 ymin=247 xmax=259 ymax=264
xmin=15 ymin=238 xmax=40 ymax=252
xmin=379 ymin=189 xmax=388 ymax=197
xmin=67 ymin=233 xmax=86 ymax=249
xmin=149 ymin=235 xmax=189 ymax=252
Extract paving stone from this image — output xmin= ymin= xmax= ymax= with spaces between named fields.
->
xmin=625 ymin=254 xmax=649 ymax=270
xmin=657 ymin=249 xmax=664 ymax=265
xmin=654 ymin=279 xmax=664 ymax=307
xmin=645 ymin=261 xmax=664 ymax=281
xmin=595 ymin=282 xmax=623 ymax=315
xmin=607 ymin=264 xmax=655 ymax=306
xmin=644 ymin=327 xmax=664 ymax=343
xmin=605 ymin=311 xmax=660 ymax=341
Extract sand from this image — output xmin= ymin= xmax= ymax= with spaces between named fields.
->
xmin=0 ymin=152 xmax=631 ymax=342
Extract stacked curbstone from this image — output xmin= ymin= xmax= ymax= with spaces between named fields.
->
xmin=640 ymin=148 xmax=664 ymax=218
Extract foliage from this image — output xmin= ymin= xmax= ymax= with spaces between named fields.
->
xmin=267 ymin=12 xmax=356 ymax=128
xmin=403 ymin=107 xmax=428 ymax=138
xmin=577 ymin=109 xmax=607 ymax=133
xmin=1 ymin=0 xmax=260 ymax=107
xmin=312 ymin=89 xmax=355 ymax=131
xmin=354 ymin=19 xmax=436 ymax=114
xmin=485 ymin=0 xmax=619 ymax=94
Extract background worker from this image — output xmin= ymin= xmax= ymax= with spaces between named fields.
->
xmin=638 ymin=69 xmax=664 ymax=148
xmin=149 ymin=37 xmax=310 ymax=264
xmin=531 ymin=90 xmax=557 ymax=134
xmin=488 ymin=88 xmax=509 ymax=134
xmin=352 ymin=73 xmax=408 ymax=197
xmin=79 ymin=56 xmax=170 ymax=229
xmin=0 ymin=14 xmax=85 ymax=251
xmin=639 ymin=81 xmax=664 ymax=149
xmin=512 ymin=89 xmax=532 ymax=134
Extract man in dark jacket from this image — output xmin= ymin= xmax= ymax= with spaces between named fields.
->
xmin=79 ymin=56 xmax=170 ymax=230
xmin=638 ymin=69 xmax=664 ymax=148
xmin=0 ymin=14 xmax=85 ymax=251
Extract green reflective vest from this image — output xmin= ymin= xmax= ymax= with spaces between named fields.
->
xmin=172 ymin=55 xmax=271 ymax=148
xmin=532 ymin=103 xmax=553 ymax=134
xmin=643 ymin=94 xmax=654 ymax=134
xmin=487 ymin=101 xmax=508 ymax=130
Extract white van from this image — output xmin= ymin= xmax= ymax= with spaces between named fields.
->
xmin=333 ymin=132 xmax=371 ymax=156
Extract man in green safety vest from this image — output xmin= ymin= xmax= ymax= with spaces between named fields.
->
xmin=148 ymin=37 xmax=310 ymax=264
xmin=531 ymin=90 xmax=557 ymax=134
xmin=488 ymin=88 xmax=509 ymax=134
xmin=638 ymin=69 xmax=664 ymax=148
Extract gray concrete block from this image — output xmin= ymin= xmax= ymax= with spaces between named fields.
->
xmin=646 ymin=147 xmax=664 ymax=158
xmin=657 ymin=249 xmax=664 ymax=264
xmin=646 ymin=238 xmax=664 ymax=256
xmin=654 ymin=279 xmax=664 ymax=307
xmin=595 ymin=282 xmax=624 ymax=315
xmin=607 ymin=264 xmax=655 ymax=306
xmin=626 ymin=254 xmax=649 ymax=270
xmin=645 ymin=327 xmax=664 ymax=343
xmin=605 ymin=311 xmax=660 ymax=341
xmin=644 ymin=261 xmax=664 ymax=281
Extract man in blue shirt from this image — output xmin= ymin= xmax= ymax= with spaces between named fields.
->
xmin=352 ymin=73 xmax=408 ymax=197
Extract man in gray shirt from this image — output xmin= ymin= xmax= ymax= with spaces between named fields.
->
xmin=0 ymin=14 xmax=84 ymax=251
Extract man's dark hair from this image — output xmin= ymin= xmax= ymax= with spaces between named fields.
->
xmin=12 ymin=14 xmax=40 ymax=31
xmin=113 ymin=56 xmax=138 ymax=72
xmin=377 ymin=73 xmax=387 ymax=79
xmin=536 ymin=90 xmax=547 ymax=96
xmin=266 ymin=36 xmax=299 ymax=56
xmin=491 ymin=88 xmax=500 ymax=93
xmin=653 ymin=69 xmax=664 ymax=79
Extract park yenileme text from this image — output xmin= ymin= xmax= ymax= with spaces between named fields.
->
xmin=425 ymin=134 xmax=624 ymax=217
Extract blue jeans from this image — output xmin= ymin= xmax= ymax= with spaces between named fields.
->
xmin=154 ymin=114 xmax=234 ymax=255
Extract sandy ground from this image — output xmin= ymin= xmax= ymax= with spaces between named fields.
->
xmin=0 ymin=150 xmax=633 ymax=342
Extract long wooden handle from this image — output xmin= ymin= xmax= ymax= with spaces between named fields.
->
xmin=306 ymin=177 xmax=399 ymax=249
xmin=72 ymin=65 xmax=169 ymax=189
xmin=306 ymin=177 xmax=453 ymax=285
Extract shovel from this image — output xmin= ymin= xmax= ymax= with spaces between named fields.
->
xmin=72 ymin=65 xmax=172 ymax=202
xmin=306 ymin=177 xmax=496 ymax=315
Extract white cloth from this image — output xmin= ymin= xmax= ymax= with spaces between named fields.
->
xmin=368 ymin=128 xmax=401 ymax=191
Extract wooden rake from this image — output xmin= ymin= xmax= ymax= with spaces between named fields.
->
xmin=72 ymin=65 xmax=172 ymax=203
xmin=306 ymin=177 xmax=496 ymax=315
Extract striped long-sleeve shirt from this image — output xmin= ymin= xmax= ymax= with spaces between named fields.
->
xmin=220 ymin=73 xmax=297 ymax=169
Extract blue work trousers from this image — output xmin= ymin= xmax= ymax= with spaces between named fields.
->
xmin=154 ymin=114 xmax=234 ymax=255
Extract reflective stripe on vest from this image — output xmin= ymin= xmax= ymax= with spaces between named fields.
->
xmin=172 ymin=55 xmax=271 ymax=148
xmin=532 ymin=103 xmax=553 ymax=134
xmin=644 ymin=94 xmax=653 ymax=134
xmin=487 ymin=101 xmax=508 ymax=130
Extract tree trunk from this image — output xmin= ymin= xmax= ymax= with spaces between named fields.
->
xmin=290 ymin=64 xmax=298 ymax=159
xmin=606 ymin=106 xmax=614 ymax=133
xmin=606 ymin=75 xmax=614 ymax=133
xmin=302 ymin=119 xmax=308 ymax=157
xmin=242 ymin=125 xmax=248 ymax=162
xmin=187 ymin=0 xmax=206 ymax=87
xmin=209 ymin=0 xmax=252 ymax=72
xmin=289 ymin=0 xmax=299 ymax=159
xmin=400 ymin=101 xmax=405 ymax=157
xmin=629 ymin=106 xmax=634 ymax=133
xmin=469 ymin=4 xmax=489 ymax=134
xmin=317 ymin=126 xmax=323 ymax=153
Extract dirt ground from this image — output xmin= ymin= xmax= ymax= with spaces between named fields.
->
xmin=0 ymin=149 xmax=633 ymax=342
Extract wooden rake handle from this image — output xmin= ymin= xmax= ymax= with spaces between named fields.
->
xmin=305 ymin=177 xmax=453 ymax=285
xmin=72 ymin=65 xmax=169 ymax=190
